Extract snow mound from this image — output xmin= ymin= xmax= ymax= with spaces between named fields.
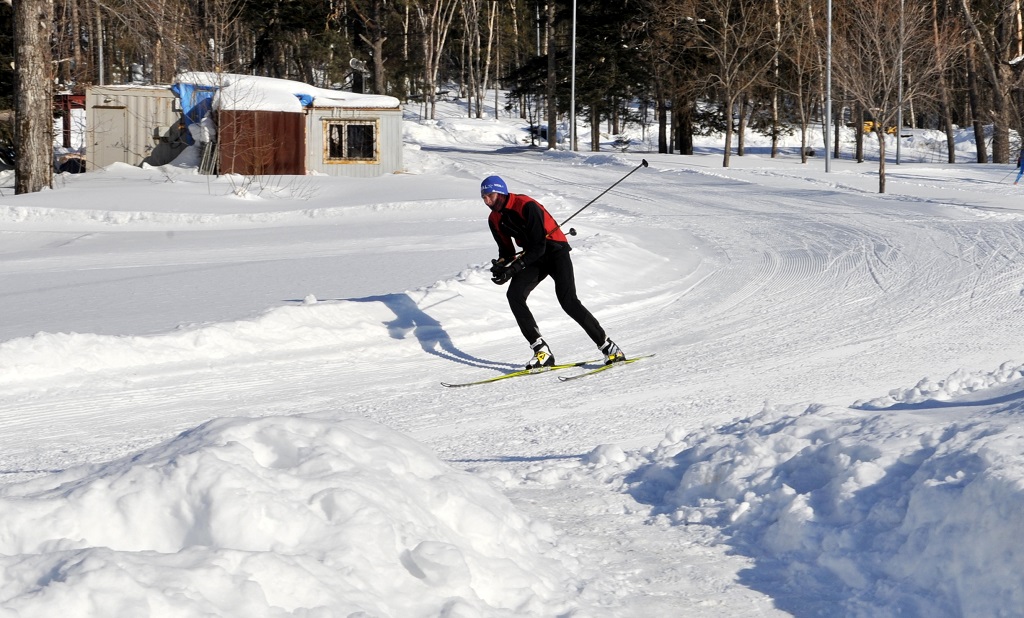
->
xmin=854 ymin=361 xmax=1024 ymax=409
xmin=0 ymin=416 xmax=578 ymax=617
xmin=470 ymin=361 xmax=1024 ymax=615
xmin=0 ymin=300 xmax=402 ymax=384
xmin=621 ymin=369 xmax=1024 ymax=615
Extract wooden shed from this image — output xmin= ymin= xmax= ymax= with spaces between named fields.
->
xmin=174 ymin=72 xmax=403 ymax=177
xmin=217 ymin=110 xmax=306 ymax=175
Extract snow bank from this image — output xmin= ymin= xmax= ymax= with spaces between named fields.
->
xmin=470 ymin=362 xmax=1024 ymax=616
xmin=854 ymin=361 xmax=1024 ymax=409
xmin=0 ymin=300 xmax=400 ymax=384
xmin=0 ymin=416 xmax=578 ymax=617
xmin=635 ymin=405 xmax=1024 ymax=613
xmin=620 ymin=363 xmax=1024 ymax=615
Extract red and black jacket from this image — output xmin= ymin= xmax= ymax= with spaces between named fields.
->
xmin=488 ymin=194 xmax=569 ymax=267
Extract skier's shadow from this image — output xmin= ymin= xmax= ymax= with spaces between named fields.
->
xmin=294 ymin=293 xmax=516 ymax=371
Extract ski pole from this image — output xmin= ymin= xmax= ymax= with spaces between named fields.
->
xmin=555 ymin=159 xmax=649 ymax=236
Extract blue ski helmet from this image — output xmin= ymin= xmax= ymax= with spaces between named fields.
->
xmin=480 ymin=175 xmax=509 ymax=195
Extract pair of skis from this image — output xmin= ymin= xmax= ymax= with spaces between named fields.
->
xmin=441 ymin=354 xmax=654 ymax=388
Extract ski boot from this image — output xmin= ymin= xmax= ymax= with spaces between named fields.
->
xmin=600 ymin=338 xmax=626 ymax=365
xmin=526 ymin=338 xmax=555 ymax=370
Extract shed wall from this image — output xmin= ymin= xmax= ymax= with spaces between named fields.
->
xmin=85 ymin=86 xmax=185 ymax=170
xmin=217 ymin=110 xmax=306 ymax=175
xmin=305 ymin=107 xmax=403 ymax=177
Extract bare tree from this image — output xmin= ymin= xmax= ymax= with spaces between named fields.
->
xmin=965 ymin=40 xmax=988 ymax=163
xmin=413 ymin=0 xmax=459 ymax=119
xmin=958 ymin=0 xmax=1016 ymax=164
xmin=932 ymin=0 xmax=962 ymax=163
xmin=675 ymin=0 xmax=777 ymax=167
xmin=460 ymin=0 xmax=482 ymax=117
xmin=14 ymin=0 xmax=54 ymax=194
xmin=462 ymin=0 xmax=499 ymax=119
xmin=777 ymin=0 xmax=826 ymax=164
xmin=832 ymin=0 xmax=953 ymax=192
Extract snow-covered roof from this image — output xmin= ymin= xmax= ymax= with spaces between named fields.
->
xmin=174 ymin=72 xmax=401 ymax=112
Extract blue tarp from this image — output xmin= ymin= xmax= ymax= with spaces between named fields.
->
xmin=170 ymin=83 xmax=218 ymax=145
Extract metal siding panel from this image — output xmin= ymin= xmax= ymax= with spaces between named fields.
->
xmin=380 ymin=111 xmax=403 ymax=174
xmin=90 ymin=107 xmax=127 ymax=168
xmin=85 ymin=86 xmax=182 ymax=169
xmin=307 ymin=108 xmax=402 ymax=177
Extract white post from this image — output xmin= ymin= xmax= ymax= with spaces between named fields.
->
xmin=896 ymin=0 xmax=904 ymax=165
xmin=825 ymin=0 xmax=832 ymax=172
xmin=570 ymin=0 xmax=577 ymax=151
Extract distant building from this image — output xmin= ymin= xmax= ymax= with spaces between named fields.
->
xmin=83 ymin=74 xmax=404 ymax=177
xmin=173 ymin=72 xmax=404 ymax=177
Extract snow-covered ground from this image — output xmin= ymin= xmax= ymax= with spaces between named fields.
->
xmin=1 ymin=97 xmax=1024 ymax=617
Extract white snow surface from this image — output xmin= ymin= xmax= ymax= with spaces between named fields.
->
xmin=1 ymin=99 xmax=1024 ymax=616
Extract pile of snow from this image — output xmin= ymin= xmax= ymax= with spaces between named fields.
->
xmin=854 ymin=361 xmax=1024 ymax=409
xmin=0 ymin=417 xmax=578 ymax=616
xmin=0 ymin=301 xmax=402 ymax=385
xmin=484 ymin=362 xmax=1024 ymax=615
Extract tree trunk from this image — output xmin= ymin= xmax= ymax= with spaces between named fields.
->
xmin=771 ymin=0 xmax=781 ymax=158
xmin=70 ymin=0 xmax=81 ymax=82
xmin=481 ymin=0 xmax=497 ymax=118
xmin=545 ymin=1 xmax=557 ymax=150
xmin=14 ymin=0 xmax=54 ymax=194
xmin=678 ymin=101 xmax=693 ymax=155
xmin=737 ymin=93 xmax=748 ymax=157
xmin=856 ymin=104 xmax=865 ymax=163
xmin=670 ymin=97 xmax=693 ymax=155
xmin=723 ymin=100 xmax=733 ymax=167
xmin=877 ymin=131 xmax=886 ymax=193
xmin=966 ymin=41 xmax=987 ymax=163
xmin=373 ymin=35 xmax=387 ymax=95
xmin=799 ymin=118 xmax=807 ymax=164
xmin=153 ymin=0 xmax=165 ymax=83
xmin=931 ymin=0 xmax=956 ymax=163
xmin=372 ymin=0 xmax=388 ymax=94
xmin=833 ymin=108 xmax=841 ymax=160
xmin=461 ymin=0 xmax=480 ymax=117
xmin=657 ymin=93 xmax=667 ymax=153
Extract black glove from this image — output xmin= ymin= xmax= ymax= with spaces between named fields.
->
xmin=490 ymin=258 xmax=506 ymax=277
xmin=490 ymin=258 xmax=524 ymax=285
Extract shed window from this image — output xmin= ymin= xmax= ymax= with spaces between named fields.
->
xmin=325 ymin=120 xmax=378 ymax=162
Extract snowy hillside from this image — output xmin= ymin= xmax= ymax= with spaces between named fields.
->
xmin=1 ymin=99 xmax=1023 ymax=616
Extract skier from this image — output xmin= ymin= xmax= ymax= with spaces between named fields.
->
xmin=1016 ymin=151 xmax=1024 ymax=185
xmin=481 ymin=174 xmax=625 ymax=369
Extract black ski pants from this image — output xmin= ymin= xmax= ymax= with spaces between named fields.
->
xmin=507 ymin=248 xmax=607 ymax=347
